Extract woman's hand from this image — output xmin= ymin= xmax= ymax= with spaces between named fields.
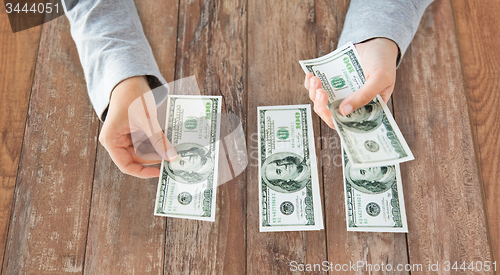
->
xmin=99 ymin=76 xmax=177 ymax=178
xmin=305 ymin=38 xmax=399 ymax=128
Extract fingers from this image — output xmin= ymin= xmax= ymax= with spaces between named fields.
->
xmin=140 ymin=105 xmax=177 ymax=161
xmin=379 ymin=85 xmax=394 ymax=103
xmin=304 ymin=74 xmax=335 ymax=129
xmin=149 ymin=130 xmax=177 ymax=161
xmin=312 ymin=89 xmax=335 ymax=129
xmin=125 ymin=146 xmax=161 ymax=165
xmin=308 ymin=76 xmax=321 ymax=102
xmin=304 ymin=72 xmax=313 ymax=90
xmin=339 ymin=70 xmax=392 ymax=116
xmin=106 ymin=142 xmax=161 ymax=178
xmin=128 ymin=91 xmax=178 ymax=161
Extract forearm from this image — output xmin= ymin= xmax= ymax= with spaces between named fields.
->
xmin=338 ymin=0 xmax=434 ymax=65
xmin=63 ymin=0 xmax=166 ymax=120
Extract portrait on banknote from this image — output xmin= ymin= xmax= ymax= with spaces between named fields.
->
xmin=345 ymin=159 xmax=396 ymax=194
xmin=261 ymin=152 xmax=311 ymax=193
xmin=166 ymin=142 xmax=215 ymax=184
xmin=331 ymin=99 xmax=384 ymax=132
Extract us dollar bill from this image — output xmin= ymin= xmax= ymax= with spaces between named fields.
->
xmin=154 ymin=95 xmax=221 ymax=221
xmin=299 ymin=42 xmax=414 ymax=168
xmin=258 ymin=105 xmax=323 ymax=232
xmin=342 ymin=147 xmax=408 ymax=232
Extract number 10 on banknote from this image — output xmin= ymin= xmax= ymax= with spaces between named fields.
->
xmin=258 ymin=105 xmax=323 ymax=232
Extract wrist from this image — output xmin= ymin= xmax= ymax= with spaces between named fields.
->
xmin=355 ymin=37 xmax=399 ymax=66
xmin=109 ymin=76 xmax=151 ymax=113
xmin=377 ymin=38 xmax=399 ymax=62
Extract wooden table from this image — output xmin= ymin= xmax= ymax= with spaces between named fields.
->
xmin=1 ymin=0 xmax=498 ymax=274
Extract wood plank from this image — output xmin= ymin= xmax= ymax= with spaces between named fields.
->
xmin=452 ymin=0 xmax=500 ymax=263
xmin=394 ymin=0 xmax=493 ymax=271
xmin=247 ymin=0 xmax=328 ymax=273
xmin=313 ymin=1 xmax=411 ymax=273
xmin=1 ymin=15 xmax=99 ymax=274
xmin=0 ymin=7 xmax=42 ymax=270
xmin=83 ymin=148 xmax=168 ymax=274
xmin=82 ymin=1 xmax=179 ymax=274
xmin=163 ymin=0 xmax=247 ymax=273
xmin=314 ymin=0 xmax=349 ymax=57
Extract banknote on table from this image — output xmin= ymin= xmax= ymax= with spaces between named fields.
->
xmin=299 ymin=42 xmax=414 ymax=168
xmin=258 ymin=105 xmax=323 ymax=232
xmin=342 ymin=147 xmax=408 ymax=232
xmin=154 ymin=95 xmax=221 ymax=221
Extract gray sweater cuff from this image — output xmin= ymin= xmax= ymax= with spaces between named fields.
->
xmin=338 ymin=0 xmax=433 ymax=66
xmin=63 ymin=0 xmax=166 ymax=120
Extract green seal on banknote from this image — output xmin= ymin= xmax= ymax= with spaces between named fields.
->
xmin=184 ymin=117 xmax=198 ymax=130
xmin=276 ymin=127 xmax=290 ymax=140
xmin=330 ymin=75 xmax=347 ymax=90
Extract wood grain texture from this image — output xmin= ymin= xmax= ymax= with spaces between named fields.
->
xmin=394 ymin=0 xmax=493 ymax=271
xmin=314 ymin=1 xmax=410 ymax=274
xmin=247 ymin=0 xmax=328 ymax=274
xmin=83 ymin=148 xmax=167 ymax=274
xmin=452 ymin=0 xmax=500 ymax=263
xmin=1 ymin=15 xmax=99 ymax=274
xmin=164 ymin=0 xmax=247 ymax=273
xmin=314 ymin=0 xmax=349 ymax=57
xmin=0 ymin=7 xmax=42 ymax=269
xmin=1 ymin=0 xmax=497 ymax=273
xmin=82 ymin=1 xmax=179 ymax=274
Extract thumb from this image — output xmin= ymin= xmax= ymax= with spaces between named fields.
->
xmin=137 ymin=99 xmax=177 ymax=161
xmin=131 ymin=119 xmax=178 ymax=162
xmin=339 ymin=72 xmax=388 ymax=116
xmin=147 ymin=128 xmax=178 ymax=161
xmin=130 ymin=93 xmax=178 ymax=161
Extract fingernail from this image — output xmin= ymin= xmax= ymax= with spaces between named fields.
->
xmin=341 ymin=104 xmax=353 ymax=116
xmin=311 ymin=78 xmax=316 ymax=87
xmin=315 ymin=90 xmax=321 ymax=101
xmin=166 ymin=148 xmax=177 ymax=160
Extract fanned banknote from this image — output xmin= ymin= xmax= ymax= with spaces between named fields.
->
xmin=154 ymin=95 xmax=221 ymax=221
xmin=342 ymin=147 xmax=408 ymax=232
xmin=258 ymin=105 xmax=323 ymax=232
xmin=299 ymin=42 xmax=414 ymax=168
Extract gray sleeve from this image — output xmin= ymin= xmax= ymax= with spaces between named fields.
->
xmin=63 ymin=0 xmax=166 ymax=120
xmin=338 ymin=0 xmax=434 ymax=65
